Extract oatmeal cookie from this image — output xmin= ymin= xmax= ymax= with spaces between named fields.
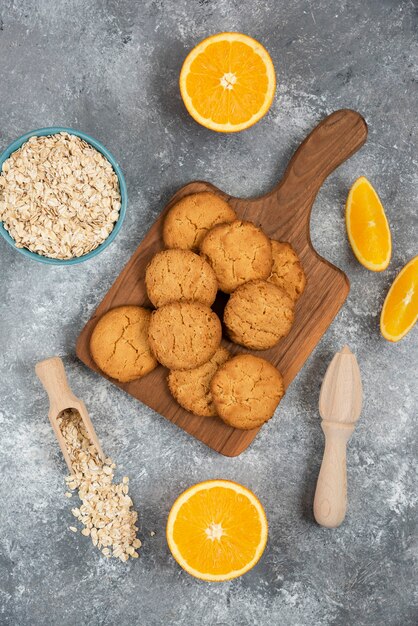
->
xmin=211 ymin=354 xmax=285 ymax=429
xmin=224 ymin=280 xmax=294 ymax=349
xmin=200 ymin=220 xmax=273 ymax=293
xmin=267 ymin=240 xmax=306 ymax=301
xmin=145 ymin=249 xmax=218 ymax=308
xmin=163 ymin=191 xmax=236 ymax=250
xmin=148 ymin=301 xmax=222 ymax=370
xmin=168 ymin=346 xmax=230 ymax=416
xmin=90 ymin=306 xmax=157 ymax=383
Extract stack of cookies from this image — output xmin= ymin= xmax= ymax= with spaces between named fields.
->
xmin=89 ymin=192 xmax=306 ymax=430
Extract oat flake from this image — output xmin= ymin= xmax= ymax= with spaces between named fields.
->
xmin=59 ymin=408 xmax=141 ymax=562
xmin=0 ymin=133 xmax=121 ymax=259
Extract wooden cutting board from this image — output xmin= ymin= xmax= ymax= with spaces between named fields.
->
xmin=76 ymin=109 xmax=367 ymax=456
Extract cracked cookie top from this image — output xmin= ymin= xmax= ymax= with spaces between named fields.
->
xmin=200 ymin=220 xmax=273 ymax=293
xmin=145 ymin=249 xmax=218 ymax=308
xmin=168 ymin=346 xmax=231 ymax=417
xmin=224 ymin=279 xmax=295 ymax=350
xmin=267 ymin=240 xmax=307 ymax=301
xmin=148 ymin=301 xmax=222 ymax=370
xmin=163 ymin=191 xmax=236 ymax=251
xmin=90 ymin=306 xmax=157 ymax=383
xmin=210 ymin=354 xmax=285 ymax=430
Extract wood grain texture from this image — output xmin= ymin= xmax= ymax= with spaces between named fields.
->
xmin=76 ymin=109 xmax=367 ymax=457
xmin=36 ymin=357 xmax=105 ymax=471
xmin=314 ymin=345 xmax=363 ymax=528
xmin=313 ymin=421 xmax=355 ymax=529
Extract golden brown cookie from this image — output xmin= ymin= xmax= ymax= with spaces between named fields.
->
xmin=211 ymin=354 xmax=285 ymax=429
xmin=90 ymin=306 xmax=157 ymax=383
xmin=224 ymin=280 xmax=294 ymax=350
xmin=145 ymin=249 xmax=218 ymax=308
xmin=163 ymin=192 xmax=236 ymax=250
xmin=148 ymin=301 xmax=222 ymax=370
xmin=200 ymin=220 xmax=273 ymax=293
xmin=168 ymin=346 xmax=231 ymax=416
xmin=267 ymin=240 xmax=306 ymax=301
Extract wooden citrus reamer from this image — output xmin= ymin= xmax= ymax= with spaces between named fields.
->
xmin=313 ymin=346 xmax=363 ymax=528
xmin=35 ymin=356 xmax=104 ymax=472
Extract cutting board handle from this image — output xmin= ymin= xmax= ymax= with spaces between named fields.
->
xmin=270 ymin=109 xmax=368 ymax=243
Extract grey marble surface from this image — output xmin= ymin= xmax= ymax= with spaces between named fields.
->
xmin=0 ymin=1 xmax=417 ymax=625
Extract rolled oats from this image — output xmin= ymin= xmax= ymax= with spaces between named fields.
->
xmin=0 ymin=133 xmax=121 ymax=259
xmin=58 ymin=408 xmax=141 ymax=562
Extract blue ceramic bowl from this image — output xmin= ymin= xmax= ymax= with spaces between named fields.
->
xmin=0 ymin=127 xmax=127 ymax=265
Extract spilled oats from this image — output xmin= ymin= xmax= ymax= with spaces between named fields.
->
xmin=59 ymin=408 xmax=141 ymax=562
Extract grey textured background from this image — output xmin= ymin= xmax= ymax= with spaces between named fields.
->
xmin=0 ymin=1 xmax=417 ymax=625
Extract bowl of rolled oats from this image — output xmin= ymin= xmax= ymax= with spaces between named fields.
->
xmin=0 ymin=127 xmax=127 ymax=264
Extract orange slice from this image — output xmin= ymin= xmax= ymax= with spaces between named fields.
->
xmin=166 ymin=479 xmax=268 ymax=581
xmin=346 ymin=176 xmax=392 ymax=271
xmin=179 ymin=32 xmax=276 ymax=133
xmin=380 ymin=255 xmax=418 ymax=342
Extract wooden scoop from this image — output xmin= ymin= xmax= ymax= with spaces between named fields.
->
xmin=313 ymin=346 xmax=362 ymax=528
xmin=35 ymin=356 xmax=104 ymax=472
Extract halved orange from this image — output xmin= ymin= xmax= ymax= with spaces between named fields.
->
xmin=380 ymin=255 xmax=418 ymax=342
xmin=346 ymin=177 xmax=392 ymax=271
xmin=166 ymin=479 xmax=268 ymax=581
xmin=179 ymin=32 xmax=276 ymax=133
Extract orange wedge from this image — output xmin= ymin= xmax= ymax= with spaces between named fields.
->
xmin=346 ymin=177 xmax=392 ymax=271
xmin=166 ymin=479 xmax=268 ymax=581
xmin=380 ymin=256 xmax=418 ymax=342
xmin=179 ymin=32 xmax=276 ymax=133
